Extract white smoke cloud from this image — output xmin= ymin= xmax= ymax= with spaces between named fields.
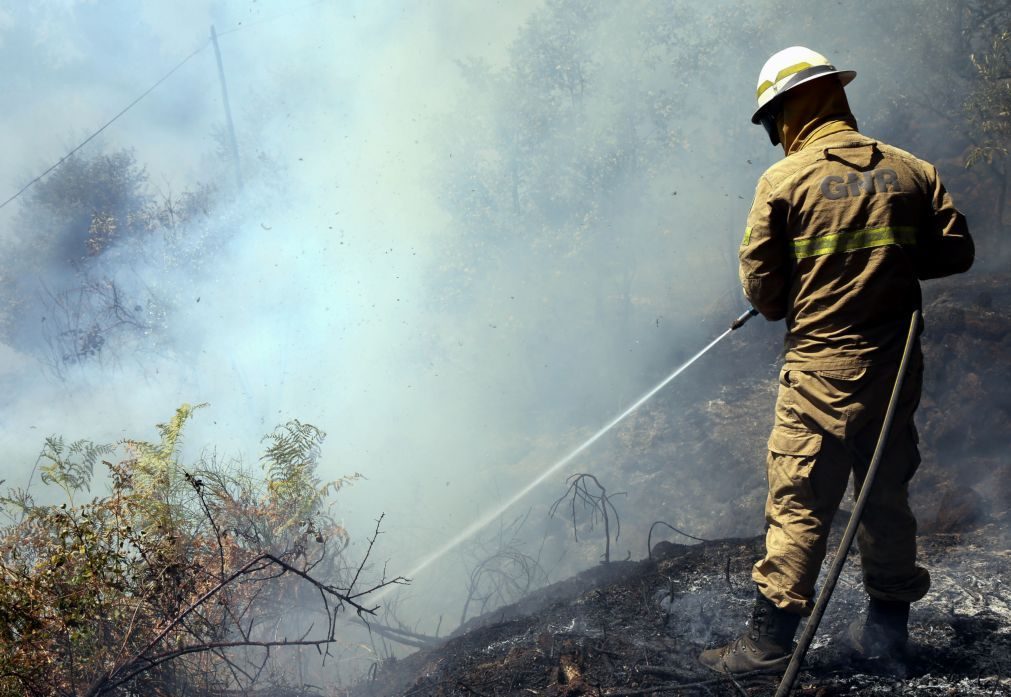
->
xmin=0 ymin=0 xmax=993 ymax=647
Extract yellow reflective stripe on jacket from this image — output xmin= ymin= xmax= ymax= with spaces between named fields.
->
xmin=742 ymin=226 xmax=753 ymax=246
xmin=792 ymin=226 xmax=917 ymax=259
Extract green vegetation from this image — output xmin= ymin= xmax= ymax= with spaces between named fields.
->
xmin=0 ymin=406 xmax=395 ymax=697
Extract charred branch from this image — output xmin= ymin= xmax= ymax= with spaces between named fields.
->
xmin=83 ymin=509 xmax=407 ymax=697
xmin=550 ymin=473 xmax=625 ymax=563
xmin=647 ymin=521 xmax=708 ymax=560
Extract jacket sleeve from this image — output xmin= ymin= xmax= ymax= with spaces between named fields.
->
xmin=739 ymin=175 xmax=790 ymax=320
xmin=915 ymin=165 xmax=974 ymax=280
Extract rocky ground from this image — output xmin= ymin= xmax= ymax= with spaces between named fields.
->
xmin=349 ymin=272 xmax=1011 ymax=696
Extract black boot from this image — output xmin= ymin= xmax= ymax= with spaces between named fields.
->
xmin=698 ymin=591 xmax=801 ymax=674
xmin=848 ymin=598 xmax=910 ymax=658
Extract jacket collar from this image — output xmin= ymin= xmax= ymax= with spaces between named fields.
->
xmin=790 ymin=119 xmax=858 ymax=155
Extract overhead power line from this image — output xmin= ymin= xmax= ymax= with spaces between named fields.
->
xmin=0 ymin=0 xmax=334 ymax=213
xmin=0 ymin=41 xmax=209 ymax=212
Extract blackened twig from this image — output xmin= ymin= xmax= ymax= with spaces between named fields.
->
xmin=647 ymin=520 xmax=708 ymax=560
xmin=550 ymin=473 xmax=624 ymax=563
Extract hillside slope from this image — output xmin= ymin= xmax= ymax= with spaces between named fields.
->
xmin=353 ymin=525 xmax=1011 ymax=695
xmin=353 ymin=272 xmax=1011 ymax=696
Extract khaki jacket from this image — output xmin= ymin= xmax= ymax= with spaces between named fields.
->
xmin=740 ymin=130 xmax=974 ymax=368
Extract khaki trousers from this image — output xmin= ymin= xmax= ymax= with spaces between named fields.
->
xmin=752 ymin=349 xmax=931 ymax=615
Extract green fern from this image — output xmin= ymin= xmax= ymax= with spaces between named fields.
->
xmin=259 ymin=419 xmax=365 ymax=537
xmin=261 ymin=420 xmax=325 ymax=479
xmin=121 ymin=403 xmax=206 ymax=535
xmin=261 ymin=420 xmax=325 ymax=517
xmin=38 ymin=436 xmax=113 ymax=502
xmin=124 ymin=403 xmax=206 ymax=497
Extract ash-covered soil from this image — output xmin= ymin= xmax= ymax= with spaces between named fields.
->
xmin=351 ymin=273 xmax=1011 ymax=696
xmin=353 ymin=525 xmax=1011 ymax=696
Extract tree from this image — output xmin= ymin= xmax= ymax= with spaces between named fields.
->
xmin=965 ymin=27 xmax=1010 ymax=242
xmin=20 ymin=150 xmax=154 ymax=265
xmin=428 ymin=0 xmax=768 ymax=433
xmin=1 ymin=148 xmax=226 ymax=377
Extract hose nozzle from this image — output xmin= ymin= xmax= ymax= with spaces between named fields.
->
xmin=731 ymin=308 xmax=759 ymax=330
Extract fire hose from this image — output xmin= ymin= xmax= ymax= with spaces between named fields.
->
xmin=774 ymin=308 xmax=922 ymax=696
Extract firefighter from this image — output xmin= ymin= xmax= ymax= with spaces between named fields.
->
xmin=699 ymin=46 xmax=974 ymax=674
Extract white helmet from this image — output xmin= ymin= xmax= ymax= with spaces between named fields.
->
xmin=752 ymin=46 xmax=855 ymax=143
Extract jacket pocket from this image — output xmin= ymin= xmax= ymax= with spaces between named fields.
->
xmin=768 ymin=426 xmax=822 ymax=457
xmin=767 ymin=426 xmax=824 ymax=501
xmin=815 ymin=366 xmax=867 ymax=382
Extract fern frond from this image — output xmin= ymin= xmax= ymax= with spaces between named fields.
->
xmin=124 ymin=403 xmax=207 ymax=496
xmin=38 ymin=436 xmax=112 ymax=500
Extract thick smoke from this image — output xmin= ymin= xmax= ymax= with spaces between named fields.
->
xmin=0 ymin=0 xmax=1002 ymax=657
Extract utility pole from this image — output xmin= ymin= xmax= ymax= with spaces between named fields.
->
xmin=210 ymin=25 xmax=243 ymax=192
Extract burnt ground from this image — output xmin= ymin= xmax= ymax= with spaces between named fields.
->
xmin=352 ymin=525 xmax=1011 ymax=696
xmin=350 ymin=272 xmax=1011 ymax=696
